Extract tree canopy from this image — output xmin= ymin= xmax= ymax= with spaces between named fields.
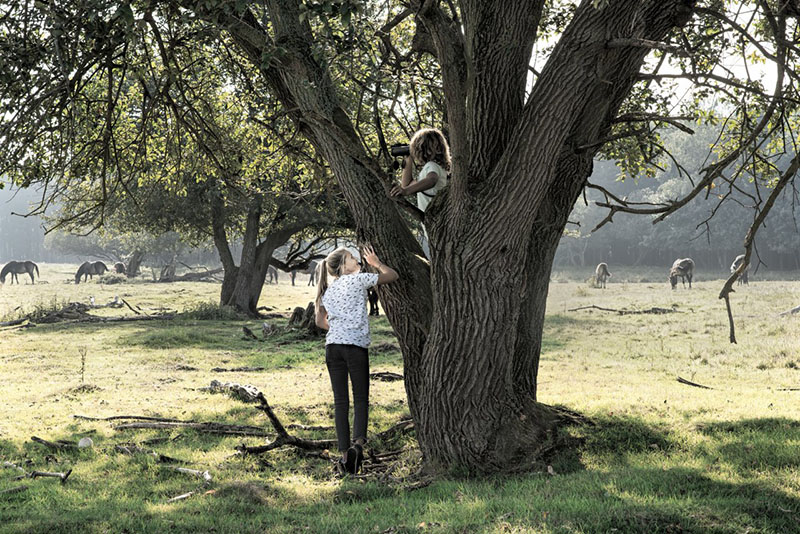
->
xmin=3 ymin=0 xmax=800 ymax=472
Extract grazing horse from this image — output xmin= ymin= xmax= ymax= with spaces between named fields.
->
xmin=1 ymin=260 xmax=39 ymax=284
xmin=75 ymin=261 xmax=109 ymax=284
xmin=595 ymin=262 xmax=612 ymax=289
xmin=669 ymin=258 xmax=695 ymax=289
xmin=730 ymin=254 xmax=749 ymax=285
xmin=267 ymin=265 xmax=279 ymax=284
xmin=292 ymin=261 xmax=320 ymax=286
xmin=114 ymin=262 xmax=126 ymax=275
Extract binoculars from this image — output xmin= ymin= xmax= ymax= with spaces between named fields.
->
xmin=390 ymin=144 xmax=410 ymax=157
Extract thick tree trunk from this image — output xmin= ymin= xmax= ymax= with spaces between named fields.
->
xmin=214 ymin=0 xmax=695 ymax=473
xmin=126 ymin=250 xmax=144 ymax=278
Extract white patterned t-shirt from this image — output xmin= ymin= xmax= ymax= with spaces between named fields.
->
xmin=321 ymin=272 xmax=379 ymax=348
xmin=416 ymin=161 xmax=447 ymax=212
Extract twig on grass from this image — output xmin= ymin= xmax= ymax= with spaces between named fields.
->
xmin=30 ymin=436 xmax=77 ymax=450
xmin=0 ymin=485 xmax=29 ymax=495
xmin=113 ymin=421 xmax=270 ymax=437
xmin=778 ymin=304 xmax=800 ymax=316
xmin=676 ymin=376 xmax=714 ymax=390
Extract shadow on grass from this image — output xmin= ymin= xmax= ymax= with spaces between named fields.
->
xmin=4 ymin=409 xmax=800 ymax=534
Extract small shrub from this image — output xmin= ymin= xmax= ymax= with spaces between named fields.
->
xmin=575 ymin=286 xmax=590 ymax=297
xmin=181 ymin=302 xmax=242 ymax=320
xmin=98 ymin=272 xmax=127 ymax=285
xmin=756 ymin=362 xmax=771 ymax=370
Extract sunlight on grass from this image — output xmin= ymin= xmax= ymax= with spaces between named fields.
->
xmin=2 ymin=263 xmax=800 ymax=533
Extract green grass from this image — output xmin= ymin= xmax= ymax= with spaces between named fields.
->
xmin=2 ymin=263 xmax=800 ymax=533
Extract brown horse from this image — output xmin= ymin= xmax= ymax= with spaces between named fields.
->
xmin=75 ymin=261 xmax=109 ymax=284
xmin=1 ymin=260 xmax=39 ymax=284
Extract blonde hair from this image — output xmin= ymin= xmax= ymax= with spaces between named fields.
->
xmin=315 ymin=248 xmax=352 ymax=309
xmin=409 ymin=128 xmax=451 ymax=171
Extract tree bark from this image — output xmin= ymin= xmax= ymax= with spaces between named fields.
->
xmin=210 ymin=0 xmax=695 ymax=472
xmin=126 ymin=250 xmax=145 ymax=278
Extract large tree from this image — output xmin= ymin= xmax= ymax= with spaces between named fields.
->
xmin=2 ymin=1 xmax=799 ymax=472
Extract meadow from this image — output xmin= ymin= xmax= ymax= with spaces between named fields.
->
xmin=1 ymin=263 xmax=799 ymax=533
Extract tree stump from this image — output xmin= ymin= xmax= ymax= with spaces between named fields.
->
xmin=288 ymin=307 xmax=305 ymax=326
xmin=299 ymin=302 xmax=324 ymax=337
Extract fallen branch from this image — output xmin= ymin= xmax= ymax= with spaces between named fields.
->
xmin=0 ymin=486 xmax=28 ymax=495
xmin=779 ymin=304 xmax=800 ymax=317
xmin=162 ymin=268 xmax=222 ymax=282
xmin=74 ymin=414 xmax=185 ymax=423
xmin=2 ymin=461 xmax=26 ymax=474
xmin=210 ymin=366 xmax=267 ymax=373
xmin=0 ymin=318 xmax=26 ymax=327
xmin=676 ymin=376 xmax=714 ymax=390
xmin=567 ymin=305 xmax=678 ymax=315
xmin=374 ymin=419 xmax=415 ymax=441
xmin=370 ymin=371 xmax=404 ymax=382
xmin=113 ymin=421 xmax=269 ymax=437
xmin=164 ymin=465 xmax=214 ymax=503
xmin=18 ymin=469 xmax=73 ymax=484
xmin=286 ymin=423 xmax=334 ymax=431
xmin=31 ymin=436 xmax=77 ymax=450
xmin=120 ymin=298 xmax=143 ymax=315
xmin=115 ymin=443 xmax=186 ymax=464
xmin=201 ymin=380 xmax=262 ymax=403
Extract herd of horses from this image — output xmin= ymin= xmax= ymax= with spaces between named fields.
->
xmin=0 ymin=255 xmax=754 ymax=289
xmin=0 ymin=260 xmax=126 ymax=285
xmin=594 ymin=254 xmax=750 ymax=289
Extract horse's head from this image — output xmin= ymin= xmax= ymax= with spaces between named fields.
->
xmin=0 ymin=273 xmax=5 ymax=284
xmin=669 ymin=269 xmax=678 ymax=289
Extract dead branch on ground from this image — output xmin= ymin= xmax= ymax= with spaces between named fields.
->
xmin=779 ymin=304 xmax=800 ymax=316
xmin=370 ymin=371 xmax=404 ymax=381
xmin=677 ymin=376 xmax=715 ymax=390
xmin=567 ymin=305 xmax=679 ymax=315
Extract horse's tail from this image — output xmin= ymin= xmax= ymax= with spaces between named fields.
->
xmin=33 ymin=262 xmax=39 ymax=278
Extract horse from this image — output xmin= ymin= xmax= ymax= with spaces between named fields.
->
xmin=595 ymin=262 xmax=612 ymax=289
xmin=291 ymin=261 xmax=319 ymax=286
xmin=368 ymin=287 xmax=380 ymax=316
xmin=75 ymin=261 xmax=109 ymax=284
xmin=730 ymin=254 xmax=748 ymax=285
xmin=0 ymin=260 xmax=39 ymax=284
xmin=669 ymin=258 xmax=695 ymax=289
xmin=114 ymin=262 xmax=126 ymax=275
xmin=267 ymin=265 xmax=279 ymax=284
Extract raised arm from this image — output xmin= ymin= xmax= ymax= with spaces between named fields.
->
xmin=362 ymin=245 xmax=399 ymax=285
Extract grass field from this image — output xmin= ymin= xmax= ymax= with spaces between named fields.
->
xmin=1 ymin=263 xmax=799 ymax=533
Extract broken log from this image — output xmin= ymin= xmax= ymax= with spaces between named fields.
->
xmin=779 ymin=304 xmax=800 ymax=317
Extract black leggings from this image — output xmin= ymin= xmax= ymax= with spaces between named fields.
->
xmin=325 ymin=344 xmax=369 ymax=452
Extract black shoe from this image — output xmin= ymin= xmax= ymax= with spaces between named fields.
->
xmin=352 ymin=443 xmax=364 ymax=474
xmin=344 ymin=447 xmax=358 ymax=474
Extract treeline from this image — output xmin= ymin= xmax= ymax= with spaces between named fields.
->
xmin=555 ymin=128 xmax=800 ymax=272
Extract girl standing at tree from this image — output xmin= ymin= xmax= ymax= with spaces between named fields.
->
xmin=315 ymin=245 xmax=399 ymax=474
xmin=390 ymin=127 xmax=451 ymax=212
